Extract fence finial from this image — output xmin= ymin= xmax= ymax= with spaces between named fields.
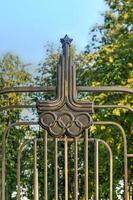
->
xmin=60 ymin=35 xmax=73 ymax=47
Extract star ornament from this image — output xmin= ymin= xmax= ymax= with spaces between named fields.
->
xmin=60 ymin=35 xmax=73 ymax=47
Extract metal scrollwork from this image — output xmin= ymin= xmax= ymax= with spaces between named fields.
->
xmin=37 ymin=35 xmax=94 ymax=137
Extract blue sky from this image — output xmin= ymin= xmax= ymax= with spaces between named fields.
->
xmin=0 ymin=0 xmax=106 ymax=67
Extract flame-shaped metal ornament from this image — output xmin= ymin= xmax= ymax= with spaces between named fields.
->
xmin=37 ymin=35 xmax=94 ymax=137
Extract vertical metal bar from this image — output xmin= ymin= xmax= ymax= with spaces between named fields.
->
xmin=64 ymin=136 xmax=68 ymax=200
xmin=124 ymin=148 xmax=129 ymax=200
xmin=99 ymin=140 xmax=113 ymax=200
xmin=44 ymin=131 xmax=48 ymax=200
xmin=74 ymin=137 xmax=78 ymax=200
xmin=17 ymin=140 xmax=29 ymax=200
xmin=95 ymin=140 xmax=99 ymax=200
xmin=2 ymin=136 xmax=6 ymax=200
xmin=94 ymin=121 xmax=129 ymax=199
xmin=54 ymin=138 xmax=58 ymax=200
xmin=34 ymin=139 xmax=38 ymax=200
xmin=84 ymin=129 xmax=88 ymax=200
xmin=16 ymin=139 xmax=37 ymax=200
xmin=2 ymin=128 xmax=9 ymax=200
xmin=109 ymin=147 xmax=113 ymax=200
xmin=17 ymin=152 xmax=21 ymax=200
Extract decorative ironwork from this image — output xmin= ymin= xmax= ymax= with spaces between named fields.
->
xmin=0 ymin=35 xmax=132 ymax=200
xmin=37 ymin=35 xmax=93 ymax=137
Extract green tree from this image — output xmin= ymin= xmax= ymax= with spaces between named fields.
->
xmin=34 ymin=1 xmax=133 ymax=199
xmin=78 ymin=0 xmax=133 ymax=198
xmin=0 ymin=53 xmax=33 ymax=199
xmin=2 ymin=0 xmax=132 ymax=199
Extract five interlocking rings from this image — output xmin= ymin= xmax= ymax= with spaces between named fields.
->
xmin=39 ymin=111 xmax=92 ymax=137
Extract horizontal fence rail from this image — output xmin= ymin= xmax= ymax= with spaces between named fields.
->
xmin=16 ymin=133 xmax=113 ymax=200
xmin=1 ymin=120 xmax=132 ymax=199
xmin=0 ymin=99 xmax=132 ymax=199
xmin=0 ymin=86 xmax=132 ymax=95
xmin=0 ymin=36 xmax=132 ymax=200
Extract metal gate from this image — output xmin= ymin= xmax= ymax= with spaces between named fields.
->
xmin=0 ymin=35 xmax=133 ymax=199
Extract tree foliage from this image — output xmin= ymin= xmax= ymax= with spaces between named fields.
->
xmin=0 ymin=53 xmax=33 ymax=199
xmin=78 ymin=0 xmax=133 ymax=198
xmin=0 ymin=0 xmax=133 ymax=199
xmin=34 ymin=0 xmax=133 ymax=199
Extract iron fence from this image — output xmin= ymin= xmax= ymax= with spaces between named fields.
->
xmin=0 ymin=35 xmax=133 ymax=200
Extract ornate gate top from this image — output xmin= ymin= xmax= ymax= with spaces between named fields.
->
xmin=37 ymin=35 xmax=94 ymax=137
